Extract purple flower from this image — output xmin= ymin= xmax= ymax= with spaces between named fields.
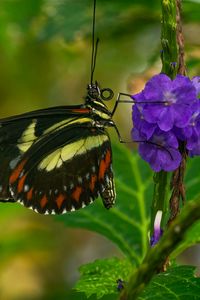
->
xmin=133 ymin=74 xmax=197 ymax=131
xmin=132 ymin=104 xmax=157 ymax=140
xmin=192 ymin=76 xmax=200 ymax=97
xmin=150 ymin=210 xmax=163 ymax=247
xmin=132 ymin=127 xmax=182 ymax=172
xmin=131 ymin=73 xmax=200 ymax=171
xmin=189 ymin=137 xmax=200 ymax=157
xmin=186 ymin=105 xmax=200 ymax=156
xmin=116 ymin=279 xmax=125 ymax=291
xmin=173 ymin=102 xmax=200 ymax=155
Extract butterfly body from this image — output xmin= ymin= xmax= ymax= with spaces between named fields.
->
xmin=0 ymin=83 xmax=116 ymax=214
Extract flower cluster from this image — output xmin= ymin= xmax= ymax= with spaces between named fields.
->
xmin=131 ymin=74 xmax=200 ymax=172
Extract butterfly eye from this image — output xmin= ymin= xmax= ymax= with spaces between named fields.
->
xmin=88 ymin=84 xmax=101 ymax=99
xmin=100 ymin=88 xmax=114 ymax=101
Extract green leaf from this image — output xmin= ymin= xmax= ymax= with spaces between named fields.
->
xmin=0 ymin=0 xmax=43 ymax=30
xmin=75 ymin=257 xmax=132 ymax=299
xmin=55 ymin=143 xmax=153 ymax=264
xmin=171 ymin=219 xmax=200 ymax=258
xmin=185 ymin=156 xmax=200 ymax=201
xmin=138 ymin=265 xmax=200 ymax=300
xmin=38 ymin=1 xmax=160 ymax=41
xmin=183 ymin=1 xmax=200 ymax=22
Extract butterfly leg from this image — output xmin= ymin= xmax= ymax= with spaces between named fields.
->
xmin=109 ymin=92 xmax=133 ymax=143
xmin=111 ymin=92 xmax=133 ymax=117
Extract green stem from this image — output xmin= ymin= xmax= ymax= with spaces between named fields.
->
xmin=120 ymin=198 xmax=200 ymax=300
xmin=150 ymin=0 xmax=178 ymax=238
xmin=161 ymin=0 xmax=178 ymax=77
xmin=151 ymin=171 xmax=168 ymax=233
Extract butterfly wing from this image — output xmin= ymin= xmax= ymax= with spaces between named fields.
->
xmin=0 ymin=105 xmax=90 ymax=200
xmin=8 ymin=119 xmax=115 ymax=214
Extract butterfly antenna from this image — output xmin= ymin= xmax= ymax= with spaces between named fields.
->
xmin=90 ymin=0 xmax=99 ymax=85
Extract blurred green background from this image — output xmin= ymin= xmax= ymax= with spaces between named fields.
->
xmin=0 ymin=0 xmax=200 ymax=299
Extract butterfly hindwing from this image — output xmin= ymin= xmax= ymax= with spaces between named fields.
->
xmin=9 ymin=122 xmax=115 ymax=214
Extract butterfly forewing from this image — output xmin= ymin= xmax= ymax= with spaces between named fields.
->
xmin=0 ymin=106 xmax=90 ymax=200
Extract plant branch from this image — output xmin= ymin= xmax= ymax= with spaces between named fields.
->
xmin=169 ymin=0 xmax=187 ymax=225
xmin=119 ymin=198 xmax=200 ymax=300
xmin=176 ymin=0 xmax=186 ymax=75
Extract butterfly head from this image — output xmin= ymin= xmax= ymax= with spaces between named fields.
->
xmin=87 ymin=81 xmax=114 ymax=102
xmin=86 ymin=81 xmax=115 ymax=124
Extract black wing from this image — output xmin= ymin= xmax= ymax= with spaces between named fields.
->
xmin=0 ymin=105 xmax=90 ymax=200
xmin=8 ymin=123 xmax=115 ymax=214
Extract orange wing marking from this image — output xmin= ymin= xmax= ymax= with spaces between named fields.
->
xmin=56 ymin=194 xmax=65 ymax=209
xmin=99 ymin=150 xmax=111 ymax=180
xmin=17 ymin=174 xmax=27 ymax=193
xmin=9 ymin=159 xmax=27 ymax=184
xmin=90 ymin=175 xmax=97 ymax=192
xmin=72 ymin=186 xmax=82 ymax=202
xmin=40 ymin=194 xmax=48 ymax=208
xmin=71 ymin=108 xmax=90 ymax=113
xmin=27 ymin=188 xmax=33 ymax=201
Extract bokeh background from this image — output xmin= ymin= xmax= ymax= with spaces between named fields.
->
xmin=0 ymin=0 xmax=200 ymax=299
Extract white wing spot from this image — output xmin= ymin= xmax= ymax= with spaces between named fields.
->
xmin=24 ymin=185 xmax=29 ymax=192
xmin=78 ymin=177 xmax=82 ymax=184
xmin=27 ymin=205 xmax=33 ymax=210
xmin=9 ymin=156 xmax=21 ymax=170
xmin=106 ymin=176 xmax=110 ymax=184
xmin=9 ymin=187 xmax=15 ymax=197
xmin=19 ymin=171 xmax=24 ymax=178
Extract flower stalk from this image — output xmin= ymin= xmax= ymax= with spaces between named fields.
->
xmin=151 ymin=0 xmax=178 ymax=242
xmin=151 ymin=171 xmax=168 ymax=234
xmin=168 ymin=0 xmax=187 ymax=226
xmin=161 ymin=0 xmax=178 ymax=78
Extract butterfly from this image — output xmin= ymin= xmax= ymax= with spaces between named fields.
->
xmin=0 ymin=0 xmax=130 ymax=215
xmin=0 ymin=83 xmax=117 ymax=214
